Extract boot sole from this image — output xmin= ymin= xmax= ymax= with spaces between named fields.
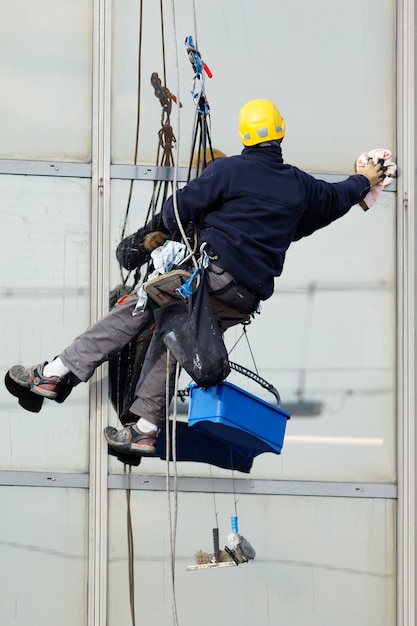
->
xmin=4 ymin=372 xmax=44 ymax=413
xmin=107 ymin=439 xmax=156 ymax=456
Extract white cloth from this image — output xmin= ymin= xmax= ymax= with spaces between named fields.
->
xmin=133 ymin=240 xmax=187 ymax=314
xmin=227 ymin=531 xmax=256 ymax=561
xmin=355 ymin=148 xmax=397 ymax=209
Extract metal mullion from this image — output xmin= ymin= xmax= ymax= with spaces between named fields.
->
xmin=396 ymin=1 xmax=417 ymax=625
xmin=88 ymin=1 xmax=112 ymax=625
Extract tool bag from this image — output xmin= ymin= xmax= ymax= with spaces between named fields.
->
xmin=154 ymin=270 xmax=230 ymax=387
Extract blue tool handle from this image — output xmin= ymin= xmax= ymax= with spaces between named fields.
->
xmin=175 ymin=268 xmax=201 ymax=299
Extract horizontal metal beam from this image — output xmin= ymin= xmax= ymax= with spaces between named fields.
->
xmin=0 ymin=470 xmax=397 ymax=499
xmin=0 ymin=470 xmax=88 ymax=488
xmin=0 ymin=158 xmax=397 ymax=191
xmin=110 ymin=163 xmax=191 ymax=182
xmin=0 ymin=159 xmax=92 ymax=178
xmin=108 ymin=475 xmax=397 ymax=498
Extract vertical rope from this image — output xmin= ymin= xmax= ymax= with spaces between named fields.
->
xmin=119 ymin=16 xmax=146 ymax=616
xmin=159 ymin=0 xmax=167 ymax=85
xmin=191 ymin=0 xmax=198 ymax=48
xmin=230 ymin=449 xmax=239 ymax=520
xmin=169 ymin=0 xmax=197 ymax=264
xmin=125 ymin=465 xmax=136 ymax=626
xmin=165 ymin=350 xmax=180 ymax=625
xmin=122 ymin=0 xmax=144 ymax=241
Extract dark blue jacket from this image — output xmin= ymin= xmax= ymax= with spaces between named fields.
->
xmin=162 ymin=144 xmax=371 ymax=299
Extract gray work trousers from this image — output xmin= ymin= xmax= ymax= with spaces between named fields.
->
xmin=60 ymin=262 xmax=260 ymax=428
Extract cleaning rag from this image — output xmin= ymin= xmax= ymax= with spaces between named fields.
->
xmin=355 ymin=148 xmax=397 ymax=210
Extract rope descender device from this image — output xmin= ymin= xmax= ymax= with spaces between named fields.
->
xmin=185 ymin=35 xmax=212 ymax=79
xmin=185 ymin=36 xmax=212 ymax=115
xmin=150 ymin=72 xmax=182 ymax=117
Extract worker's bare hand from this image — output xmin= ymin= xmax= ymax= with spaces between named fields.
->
xmin=356 ymin=158 xmax=386 ymax=187
xmin=143 ymin=231 xmax=170 ymax=252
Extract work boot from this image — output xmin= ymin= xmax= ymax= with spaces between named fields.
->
xmin=8 ymin=362 xmax=60 ymax=400
xmin=104 ymin=422 xmax=158 ymax=456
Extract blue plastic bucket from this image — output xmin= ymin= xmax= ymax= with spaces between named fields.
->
xmin=188 ymin=382 xmax=290 ymax=458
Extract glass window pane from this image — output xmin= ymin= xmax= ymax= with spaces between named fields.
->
xmin=108 ymin=490 xmax=395 ymax=626
xmin=0 ymin=0 xmax=92 ymax=161
xmin=111 ymin=0 xmax=395 ymax=171
xmin=0 ymin=175 xmax=90 ymax=472
xmin=109 ymin=0 xmax=396 ymax=482
xmin=0 ymin=487 xmax=88 ymax=626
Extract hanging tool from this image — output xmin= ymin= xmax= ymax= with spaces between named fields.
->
xmin=186 ymin=516 xmax=256 ymax=570
xmin=225 ymin=516 xmax=256 ymax=564
xmin=150 ymin=72 xmax=180 ymax=168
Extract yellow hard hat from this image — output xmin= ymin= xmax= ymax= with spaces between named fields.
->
xmin=191 ymin=147 xmax=227 ymax=168
xmin=238 ymin=99 xmax=285 ymax=146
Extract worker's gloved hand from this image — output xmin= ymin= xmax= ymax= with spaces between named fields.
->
xmin=143 ymin=231 xmax=170 ymax=252
xmin=356 ymin=158 xmax=386 ymax=187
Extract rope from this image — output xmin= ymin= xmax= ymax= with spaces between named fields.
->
xmin=168 ymin=2 xmax=199 ymax=272
xmin=165 ymin=350 xmax=180 ymax=626
xmin=191 ymin=1 xmax=198 ymax=48
xmin=118 ymin=4 xmax=234 ymax=620
xmin=159 ymin=0 xmax=167 ymax=85
xmin=125 ymin=465 xmax=136 ymax=626
xmin=122 ymin=0 xmax=144 ymax=242
xmin=123 ymin=6 xmax=144 ymax=619
xmin=120 ymin=7 xmax=175 ymax=625
xmin=229 ymin=448 xmax=240 ymax=533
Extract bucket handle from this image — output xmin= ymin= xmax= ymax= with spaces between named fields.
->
xmin=228 ymin=361 xmax=281 ymax=406
xmin=176 ymin=362 xmax=281 ymax=407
